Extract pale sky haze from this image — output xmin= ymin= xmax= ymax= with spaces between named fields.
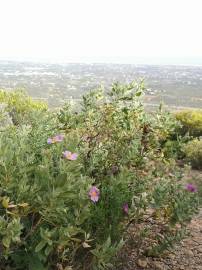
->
xmin=0 ymin=0 xmax=202 ymax=64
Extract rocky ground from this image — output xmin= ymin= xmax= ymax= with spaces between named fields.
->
xmin=115 ymin=166 xmax=202 ymax=270
xmin=115 ymin=208 xmax=202 ymax=270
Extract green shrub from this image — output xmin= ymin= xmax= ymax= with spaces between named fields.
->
xmin=175 ymin=110 xmax=202 ymax=137
xmin=183 ymin=139 xmax=202 ymax=169
xmin=0 ymin=84 xmax=199 ymax=269
xmin=0 ymin=89 xmax=48 ymax=125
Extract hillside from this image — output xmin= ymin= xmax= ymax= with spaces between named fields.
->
xmin=0 ymin=61 xmax=202 ymax=109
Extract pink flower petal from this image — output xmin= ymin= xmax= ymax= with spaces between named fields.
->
xmin=55 ymin=134 xmax=65 ymax=142
xmin=89 ymin=186 xmax=100 ymax=203
xmin=63 ymin=150 xmax=78 ymax=160
xmin=70 ymin=153 xmax=78 ymax=160
xmin=123 ymin=203 xmax=129 ymax=214
xmin=47 ymin=138 xmax=52 ymax=144
xmin=185 ymin=183 xmax=197 ymax=193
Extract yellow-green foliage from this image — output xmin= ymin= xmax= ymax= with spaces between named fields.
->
xmin=183 ymin=139 xmax=202 ymax=169
xmin=175 ymin=110 xmax=202 ymax=137
xmin=0 ymin=89 xmax=48 ymax=113
xmin=0 ymin=84 xmax=199 ymax=269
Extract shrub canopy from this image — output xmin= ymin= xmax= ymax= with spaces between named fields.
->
xmin=0 ymin=85 xmax=199 ymax=270
xmin=175 ymin=109 xmax=202 ymax=137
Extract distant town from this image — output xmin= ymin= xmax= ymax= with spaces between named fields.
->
xmin=0 ymin=61 xmax=202 ymax=109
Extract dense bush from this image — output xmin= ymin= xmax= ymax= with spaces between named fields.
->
xmin=175 ymin=109 xmax=202 ymax=137
xmin=183 ymin=138 xmax=202 ymax=169
xmin=0 ymin=90 xmax=47 ymax=125
xmin=0 ymin=84 xmax=199 ymax=270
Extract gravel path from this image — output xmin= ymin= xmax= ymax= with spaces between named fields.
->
xmin=116 ymin=209 xmax=202 ymax=270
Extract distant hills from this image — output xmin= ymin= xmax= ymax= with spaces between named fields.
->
xmin=0 ymin=61 xmax=202 ymax=109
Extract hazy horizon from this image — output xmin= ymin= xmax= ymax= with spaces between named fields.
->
xmin=1 ymin=56 xmax=202 ymax=67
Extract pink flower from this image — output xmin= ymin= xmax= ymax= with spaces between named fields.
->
xmin=53 ymin=134 xmax=64 ymax=142
xmin=63 ymin=150 xmax=78 ymax=160
xmin=89 ymin=186 xmax=100 ymax=203
xmin=47 ymin=134 xmax=64 ymax=144
xmin=123 ymin=203 xmax=129 ymax=214
xmin=47 ymin=138 xmax=52 ymax=144
xmin=185 ymin=183 xmax=197 ymax=193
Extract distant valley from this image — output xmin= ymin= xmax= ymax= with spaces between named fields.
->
xmin=0 ymin=61 xmax=202 ymax=109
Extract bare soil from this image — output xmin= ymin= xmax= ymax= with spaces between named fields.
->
xmin=115 ymin=170 xmax=202 ymax=270
xmin=116 ymin=209 xmax=202 ymax=270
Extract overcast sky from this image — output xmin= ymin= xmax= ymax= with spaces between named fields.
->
xmin=0 ymin=0 xmax=202 ymax=64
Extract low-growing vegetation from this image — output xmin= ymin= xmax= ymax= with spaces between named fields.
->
xmin=175 ymin=109 xmax=202 ymax=137
xmin=174 ymin=109 xmax=202 ymax=170
xmin=0 ymin=83 xmax=199 ymax=270
xmin=183 ymin=139 xmax=202 ymax=169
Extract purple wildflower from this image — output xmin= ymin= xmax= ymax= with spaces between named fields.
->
xmin=54 ymin=134 xmax=64 ymax=142
xmin=47 ymin=134 xmax=64 ymax=144
xmin=63 ymin=150 xmax=78 ymax=160
xmin=47 ymin=138 xmax=52 ymax=144
xmin=185 ymin=183 xmax=197 ymax=193
xmin=123 ymin=203 xmax=129 ymax=214
xmin=89 ymin=186 xmax=100 ymax=203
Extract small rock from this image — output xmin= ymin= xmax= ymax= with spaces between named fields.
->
xmin=153 ymin=261 xmax=164 ymax=270
xmin=167 ymin=253 xmax=175 ymax=259
xmin=192 ymin=237 xmax=202 ymax=244
xmin=182 ymin=239 xmax=194 ymax=246
xmin=184 ymin=250 xmax=194 ymax=256
xmin=137 ymin=258 xmax=148 ymax=268
xmin=197 ymin=247 xmax=202 ymax=253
